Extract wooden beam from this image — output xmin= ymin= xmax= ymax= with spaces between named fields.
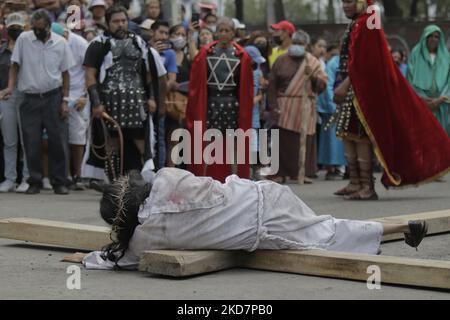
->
xmin=140 ymin=249 xmax=450 ymax=289
xmin=241 ymin=250 xmax=450 ymax=290
xmin=375 ymin=210 xmax=450 ymax=242
xmin=138 ymin=250 xmax=242 ymax=277
xmin=0 ymin=218 xmax=110 ymax=251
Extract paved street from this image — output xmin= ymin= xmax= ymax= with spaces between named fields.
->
xmin=1 ymin=172 xmax=450 ymax=300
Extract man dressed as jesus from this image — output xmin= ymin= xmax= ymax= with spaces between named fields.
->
xmin=65 ymin=166 xmax=428 ymax=270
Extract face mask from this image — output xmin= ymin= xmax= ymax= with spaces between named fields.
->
xmin=273 ymin=35 xmax=282 ymax=46
xmin=7 ymin=28 xmax=23 ymax=41
xmin=208 ymin=25 xmax=217 ymax=33
xmin=170 ymin=36 xmax=187 ymax=50
xmin=34 ymin=28 xmax=49 ymax=41
xmin=255 ymin=43 xmax=267 ymax=56
xmin=288 ymin=45 xmax=306 ymax=58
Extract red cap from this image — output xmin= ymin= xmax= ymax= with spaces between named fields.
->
xmin=271 ymin=21 xmax=295 ymax=36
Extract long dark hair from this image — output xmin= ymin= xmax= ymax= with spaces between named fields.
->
xmin=100 ymin=171 xmax=152 ymax=268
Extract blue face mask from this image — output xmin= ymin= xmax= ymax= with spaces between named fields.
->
xmin=288 ymin=45 xmax=306 ymax=58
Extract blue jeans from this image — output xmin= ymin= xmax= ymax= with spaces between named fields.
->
xmin=0 ymin=89 xmax=29 ymax=182
xmin=158 ymin=116 xmax=166 ymax=168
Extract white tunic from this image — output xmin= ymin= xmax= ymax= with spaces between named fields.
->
xmin=83 ymin=168 xmax=383 ymax=270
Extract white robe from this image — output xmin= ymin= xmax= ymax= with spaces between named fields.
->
xmin=83 ymin=168 xmax=383 ymax=270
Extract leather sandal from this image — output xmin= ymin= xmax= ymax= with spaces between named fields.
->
xmin=344 ymin=189 xmax=379 ymax=201
xmin=334 ymin=184 xmax=361 ymax=196
xmin=404 ymin=220 xmax=428 ymax=250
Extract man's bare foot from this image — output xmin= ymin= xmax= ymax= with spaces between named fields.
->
xmin=62 ymin=252 xmax=88 ymax=263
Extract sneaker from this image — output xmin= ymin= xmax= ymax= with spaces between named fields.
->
xmin=42 ymin=177 xmax=52 ymax=190
xmin=0 ymin=180 xmax=16 ymax=193
xmin=16 ymin=182 xmax=30 ymax=193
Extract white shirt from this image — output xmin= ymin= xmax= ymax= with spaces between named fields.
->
xmin=67 ymin=32 xmax=88 ymax=100
xmin=11 ymin=31 xmax=74 ymax=93
xmin=149 ymin=47 xmax=167 ymax=78
xmin=430 ymin=53 xmax=436 ymax=65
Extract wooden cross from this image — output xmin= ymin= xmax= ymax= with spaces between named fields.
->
xmin=1 ymin=210 xmax=450 ymax=290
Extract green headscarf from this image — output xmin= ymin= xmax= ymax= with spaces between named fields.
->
xmin=408 ymin=25 xmax=450 ymax=95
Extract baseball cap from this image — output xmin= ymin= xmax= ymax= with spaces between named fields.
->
xmin=245 ymin=45 xmax=266 ymax=65
xmin=271 ymin=21 xmax=295 ymax=36
xmin=198 ymin=1 xmax=217 ymax=10
xmin=6 ymin=12 xmax=26 ymax=28
xmin=51 ymin=22 xmax=66 ymax=37
xmin=232 ymin=18 xmax=246 ymax=30
xmin=89 ymin=0 xmax=106 ymax=9
xmin=139 ymin=19 xmax=155 ymax=30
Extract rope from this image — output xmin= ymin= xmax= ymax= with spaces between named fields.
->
xmin=89 ymin=112 xmax=125 ymax=178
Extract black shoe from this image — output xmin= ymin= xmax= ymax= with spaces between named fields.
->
xmin=26 ymin=184 xmax=41 ymax=195
xmin=72 ymin=176 xmax=86 ymax=191
xmin=405 ymin=220 xmax=428 ymax=250
xmin=54 ymin=185 xmax=69 ymax=195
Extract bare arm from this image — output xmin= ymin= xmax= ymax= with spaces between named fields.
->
xmin=333 ymin=77 xmax=351 ymax=105
xmin=167 ymin=72 xmax=177 ymax=92
xmin=187 ymin=22 xmax=200 ymax=59
xmin=85 ymin=66 xmax=98 ymax=88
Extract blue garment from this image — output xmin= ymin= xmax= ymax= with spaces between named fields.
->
xmin=160 ymin=49 xmax=179 ymax=74
xmin=252 ymin=68 xmax=262 ymax=129
xmin=399 ymin=63 xmax=408 ymax=77
xmin=317 ymin=56 xmax=346 ymax=166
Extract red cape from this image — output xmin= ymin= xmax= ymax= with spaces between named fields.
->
xmin=186 ymin=41 xmax=254 ymax=182
xmin=349 ymin=14 xmax=450 ymax=188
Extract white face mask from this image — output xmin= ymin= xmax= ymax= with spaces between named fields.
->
xmin=208 ymin=24 xmax=217 ymax=33
xmin=170 ymin=36 xmax=187 ymax=50
xmin=288 ymin=45 xmax=306 ymax=58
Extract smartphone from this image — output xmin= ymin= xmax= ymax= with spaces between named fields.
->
xmin=191 ymin=13 xmax=200 ymax=25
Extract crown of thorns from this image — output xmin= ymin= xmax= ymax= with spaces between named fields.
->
xmin=111 ymin=175 xmax=131 ymax=235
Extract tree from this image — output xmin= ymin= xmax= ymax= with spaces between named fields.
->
xmin=274 ymin=0 xmax=285 ymax=21
xmin=327 ymin=0 xmax=335 ymax=22
xmin=410 ymin=0 xmax=420 ymax=18
xmin=235 ymin=0 xmax=244 ymax=21
xmin=382 ymin=0 xmax=404 ymax=17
